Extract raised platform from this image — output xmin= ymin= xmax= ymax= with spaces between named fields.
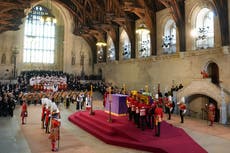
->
xmin=68 ymin=110 xmax=207 ymax=153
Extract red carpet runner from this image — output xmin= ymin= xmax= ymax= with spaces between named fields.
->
xmin=68 ymin=110 xmax=207 ymax=153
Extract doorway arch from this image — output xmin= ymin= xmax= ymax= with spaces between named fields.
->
xmin=206 ymin=62 xmax=219 ymax=85
xmin=187 ymin=94 xmax=219 ymax=122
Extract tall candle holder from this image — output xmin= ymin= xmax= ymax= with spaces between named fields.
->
xmin=89 ymin=85 xmax=95 ymax=115
xmin=108 ymin=87 xmax=112 ymax=123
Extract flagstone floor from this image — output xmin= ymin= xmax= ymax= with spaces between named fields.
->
xmin=0 ymin=92 xmax=230 ymax=153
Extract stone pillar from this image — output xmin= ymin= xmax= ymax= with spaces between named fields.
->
xmin=220 ymin=85 xmax=227 ymax=124
xmin=222 ymin=46 xmax=230 ymax=54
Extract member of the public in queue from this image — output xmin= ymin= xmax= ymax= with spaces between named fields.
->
xmin=8 ymin=95 xmax=16 ymax=117
xmin=207 ymin=103 xmax=216 ymax=126
xmin=165 ymin=95 xmax=173 ymax=120
xmin=178 ymin=97 xmax=186 ymax=123
xmin=49 ymin=111 xmax=61 ymax=152
xmin=21 ymin=101 xmax=28 ymax=124
xmin=85 ymin=92 xmax=92 ymax=111
xmin=154 ymin=104 xmax=163 ymax=137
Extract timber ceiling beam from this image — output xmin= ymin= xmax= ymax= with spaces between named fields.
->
xmin=212 ymin=0 xmax=229 ymax=46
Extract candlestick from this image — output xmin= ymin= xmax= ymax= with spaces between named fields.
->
xmin=145 ymin=85 xmax=148 ymax=92
xmin=123 ymin=84 xmax=126 ymax=93
xmin=90 ymin=85 xmax=93 ymax=96
xmin=108 ymin=86 xmax=112 ymax=122
xmin=89 ymin=85 xmax=95 ymax=115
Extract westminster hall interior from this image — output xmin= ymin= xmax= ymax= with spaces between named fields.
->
xmin=0 ymin=0 xmax=230 ymax=153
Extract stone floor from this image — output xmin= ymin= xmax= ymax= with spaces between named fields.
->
xmin=1 ymin=94 xmax=230 ymax=153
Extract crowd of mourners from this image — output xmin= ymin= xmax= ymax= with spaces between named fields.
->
xmin=0 ymin=70 xmax=185 ymax=118
xmin=0 ymin=70 xmax=108 ymax=117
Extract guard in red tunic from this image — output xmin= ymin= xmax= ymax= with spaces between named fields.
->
xmin=49 ymin=113 xmax=61 ymax=152
xmin=41 ymin=103 xmax=47 ymax=129
xmin=165 ymin=96 xmax=173 ymax=120
xmin=131 ymin=95 xmax=137 ymax=123
xmin=178 ymin=97 xmax=186 ymax=123
xmin=134 ymin=98 xmax=140 ymax=128
xmin=21 ymin=101 xmax=28 ymax=124
xmin=208 ymin=103 xmax=215 ymax=126
xmin=154 ymin=104 xmax=163 ymax=137
xmin=126 ymin=96 xmax=132 ymax=121
xmin=139 ymin=101 xmax=147 ymax=131
xmin=45 ymin=106 xmax=51 ymax=133
xmin=147 ymin=103 xmax=155 ymax=129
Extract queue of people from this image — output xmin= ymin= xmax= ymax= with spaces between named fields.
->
xmin=41 ymin=97 xmax=61 ymax=152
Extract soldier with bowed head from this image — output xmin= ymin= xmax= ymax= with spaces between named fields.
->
xmin=178 ymin=97 xmax=186 ymax=123
xmin=165 ymin=95 xmax=173 ymax=120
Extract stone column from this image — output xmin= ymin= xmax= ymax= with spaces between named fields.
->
xmin=220 ymin=84 xmax=227 ymax=124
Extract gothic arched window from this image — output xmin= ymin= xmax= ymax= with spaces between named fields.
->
xmin=120 ymin=30 xmax=131 ymax=60
xmin=23 ymin=5 xmax=56 ymax=63
xmin=136 ymin=23 xmax=151 ymax=58
xmin=162 ymin=19 xmax=176 ymax=54
xmin=192 ymin=8 xmax=214 ymax=49
xmin=107 ymin=35 xmax=115 ymax=61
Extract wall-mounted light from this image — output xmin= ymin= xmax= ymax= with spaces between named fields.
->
xmin=96 ymin=41 xmax=107 ymax=47
xmin=136 ymin=24 xmax=150 ymax=34
xmin=96 ymin=41 xmax=106 ymax=62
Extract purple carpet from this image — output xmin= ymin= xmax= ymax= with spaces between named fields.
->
xmin=68 ymin=110 xmax=207 ymax=153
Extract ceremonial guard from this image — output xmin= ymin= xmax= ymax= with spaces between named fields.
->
xmin=21 ymin=101 xmax=28 ymax=124
xmin=45 ymin=105 xmax=51 ymax=133
xmin=147 ymin=103 xmax=155 ymax=129
xmin=130 ymin=96 xmax=136 ymax=122
xmin=139 ymin=100 xmax=147 ymax=131
xmin=178 ymin=97 xmax=186 ymax=123
xmin=49 ymin=112 xmax=61 ymax=152
xmin=126 ymin=95 xmax=132 ymax=121
xmin=154 ymin=104 xmax=163 ymax=137
xmin=41 ymin=102 xmax=47 ymax=129
xmin=207 ymin=103 xmax=215 ymax=126
xmin=165 ymin=96 xmax=173 ymax=120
